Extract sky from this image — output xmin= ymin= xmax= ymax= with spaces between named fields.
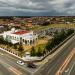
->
xmin=0 ymin=0 xmax=74 ymax=16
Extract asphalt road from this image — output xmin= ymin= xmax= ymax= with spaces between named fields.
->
xmin=34 ymin=35 xmax=75 ymax=75
xmin=0 ymin=35 xmax=75 ymax=75
xmin=62 ymin=55 xmax=75 ymax=75
xmin=0 ymin=50 xmax=31 ymax=75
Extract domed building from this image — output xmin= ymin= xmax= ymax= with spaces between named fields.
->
xmin=2 ymin=28 xmax=38 ymax=45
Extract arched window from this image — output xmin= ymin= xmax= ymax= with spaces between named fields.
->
xmin=30 ymin=40 xmax=32 ymax=45
xmin=25 ymin=40 xmax=27 ymax=44
xmin=23 ymin=39 xmax=24 ymax=42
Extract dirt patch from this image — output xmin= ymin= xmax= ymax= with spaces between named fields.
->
xmin=22 ymin=38 xmax=48 ymax=51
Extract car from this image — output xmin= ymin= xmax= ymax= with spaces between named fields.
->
xmin=27 ymin=62 xmax=36 ymax=68
xmin=17 ymin=60 xmax=24 ymax=65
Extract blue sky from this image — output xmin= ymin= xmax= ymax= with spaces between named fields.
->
xmin=0 ymin=0 xmax=74 ymax=16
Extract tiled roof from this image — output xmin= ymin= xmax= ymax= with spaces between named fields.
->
xmin=13 ymin=30 xmax=29 ymax=35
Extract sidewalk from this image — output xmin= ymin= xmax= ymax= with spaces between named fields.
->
xmin=0 ymin=47 xmax=22 ymax=60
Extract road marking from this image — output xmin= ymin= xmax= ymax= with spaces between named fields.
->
xmin=55 ymin=48 xmax=75 ymax=75
xmin=9 ymin=66 xmax=22 ymax=75
xmin=67 ymin=62 xmax=75 ymax=75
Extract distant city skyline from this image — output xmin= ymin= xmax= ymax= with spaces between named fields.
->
xmin=0 ymin=0 xmax=75 ymax=16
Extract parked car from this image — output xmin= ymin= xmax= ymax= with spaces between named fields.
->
xmin=27 ymin=62 xmax=36 ymax=68
xmin=17 ymin=60 xmax=24 ymax=65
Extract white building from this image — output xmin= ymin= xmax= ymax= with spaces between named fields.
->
xmin=2 ymin=28 xmax=38 ymax=45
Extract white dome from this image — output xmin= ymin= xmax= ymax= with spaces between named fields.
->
xmin=11 ymin=28 xmax=15 ymax=32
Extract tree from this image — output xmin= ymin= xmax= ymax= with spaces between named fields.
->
xmin=0 ymin=36 xmax=4 ymax=44
xmin=18 ymin=44 xmax=24 ymax=52
xmin=60 ymin=30 xmax=66 ymax=40
xmin=30 ymin=46 xmax=36 ymax=56
xmin=42 ymin=48 xmax=46 ymax=55
xmin=64 ymin=17 xmax=73 ymax=23
xmin=54 ymin=30 xmax=58 ymax=35
xmin=18 ymin=44 xmax=24 ymax=57
xmin=46 ymin=38 xmax=55 ymax=51
xmin=46 ymin=40 xmax=52 ymax=51
xmin=37 ymin=47 xmax=42 ymax=57
xmin=67 ymin=29 xmax=74 ymax=36
xmin=53 ymin=29 xmax=66 ymax=45
xmin=42 ymin=21 xmax=50 ymax=26
xmin=13 ymin=44 xmax=17 ymax=49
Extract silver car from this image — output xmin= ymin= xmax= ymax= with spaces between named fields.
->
xmin=17 ymin=60 xmax=24 ymax=65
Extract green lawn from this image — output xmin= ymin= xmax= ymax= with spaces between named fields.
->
xmin=29 ymin=24 xmax=75 ymax=31
xmin=49 ymin=24 xmax=75 ymax=28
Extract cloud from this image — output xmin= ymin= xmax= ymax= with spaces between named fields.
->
xmin=0 ymin=0 xmax=74 ymax=16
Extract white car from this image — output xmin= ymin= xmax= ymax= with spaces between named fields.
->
xmin=17 ymin=60 xmax=24 ymax=65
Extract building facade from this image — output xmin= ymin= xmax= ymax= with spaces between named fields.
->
xmin=2 ymin=28 xmax=38 ymax=45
